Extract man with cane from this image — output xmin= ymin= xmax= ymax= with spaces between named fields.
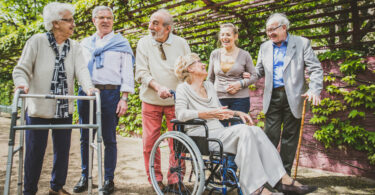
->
xmin=254 ymin=13 xmax=324 ymax=176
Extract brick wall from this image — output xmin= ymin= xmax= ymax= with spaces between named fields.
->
xmin=249 ymin=57 xmax=375 ymax=179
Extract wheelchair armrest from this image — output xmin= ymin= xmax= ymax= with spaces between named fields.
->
xmin=171 ymin=118 xmax=207 ymax=125
xmin=171 ymin=118 xmax=209 ymax=138
xmin=220 ymin=116 xmax=242 ymax=123
xmin=207 ymin=138 xmax=223 ymax=160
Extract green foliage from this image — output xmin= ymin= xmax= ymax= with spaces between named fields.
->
xmin=313 ymin=50 xmax=375 ymax=164
xmin=117 ymin=84 xmax=143 ymax=137
xmin=255 ymin=111 xmax=265 ymax=128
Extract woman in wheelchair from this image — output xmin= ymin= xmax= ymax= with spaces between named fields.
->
xmin=173 ymin=53 xmax=317 ymax=195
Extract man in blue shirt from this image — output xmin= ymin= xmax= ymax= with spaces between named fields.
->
xmin=73 ymin=6 xmax=134 ymax=195
xmin=255 ymin=13 xmax=323 ymax=176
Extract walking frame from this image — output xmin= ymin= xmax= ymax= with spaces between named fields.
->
xmin=4 ymin=89 xmax=104 ymax=195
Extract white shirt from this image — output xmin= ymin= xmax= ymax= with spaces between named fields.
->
xmin=81 ymin=31 xmax=134 ymax=93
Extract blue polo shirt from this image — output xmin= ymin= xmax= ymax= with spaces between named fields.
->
xmin=272 ymin=35 xmax=289 ymax=88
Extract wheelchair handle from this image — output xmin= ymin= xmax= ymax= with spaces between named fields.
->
xmin=169 ymin=89 xmax=176 ymax=100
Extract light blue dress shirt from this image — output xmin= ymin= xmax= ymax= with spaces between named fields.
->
xmin=272 ymin=35 xmax=289 ymax=88
xmin=81 ymin=31 xmax=135 ymax=93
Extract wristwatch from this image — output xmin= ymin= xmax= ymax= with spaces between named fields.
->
xmin=121 ymin=96 xmax=128 ymax=102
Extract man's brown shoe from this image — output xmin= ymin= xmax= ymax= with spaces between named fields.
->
xmin=167 ymin=183 xmax=186 ymax=193
xmin=48 ymin=188 xmax=71 ymax=195
xmin=157 ymin=181 xmax=166 ymax=191
xmin=275 ymin=180 xmax=317 ymax=195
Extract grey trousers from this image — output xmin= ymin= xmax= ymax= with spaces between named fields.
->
xmin=209 ymin=124 xmax=286 ymax=194
xmin=265 ymin=89 xmax=301 ymax=175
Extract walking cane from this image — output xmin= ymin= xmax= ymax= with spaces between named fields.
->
xmin=293 ymin=98 xmax=308 ymax=179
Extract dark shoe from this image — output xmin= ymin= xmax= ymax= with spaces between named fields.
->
xmin=251 ymin=186 xmax=284 ymax=195
xmin=215 ymin=167 xmax=237 ymax=187
xmin=73 ymin=176 xmax=88 ymax=193
xmin=275 ymin=180 xmax=317 ymax=195
xmin=157 ymin=181 xmax=166 ymax=192
xmin=167 ymin=183 xmax=186 ymax=194
xmin=49 ymin=188 xmax=71 ymax=195
xmin=100 ymin=180 xmax=115 ymax=195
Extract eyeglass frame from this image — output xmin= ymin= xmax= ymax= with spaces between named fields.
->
xmin=60 ymin=18 xmax=75 ymax=24
xmin=94 ymin=16 xmax=114 ymax=21
xmin=266 ymin=24 xmax=283 ymax=34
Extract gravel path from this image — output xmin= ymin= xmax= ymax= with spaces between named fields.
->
xmin=0 ymin=115 xmax=374 ymax=194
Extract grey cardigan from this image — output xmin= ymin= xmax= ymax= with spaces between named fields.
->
xmin=207 ymin=48 xmax=257 ymax=99
xmin=13 ymin=33 xmax=93 ymax=118
xmin=175 ymin=81 xmax=224 ymax=135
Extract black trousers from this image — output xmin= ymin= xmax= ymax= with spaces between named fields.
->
xmin=265 ymin=89 xmax=301 ymax=175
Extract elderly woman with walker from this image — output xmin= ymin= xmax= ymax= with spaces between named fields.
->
xmin=12 ymin=2 xmax=97 ymax=195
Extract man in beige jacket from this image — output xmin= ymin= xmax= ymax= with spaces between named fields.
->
xmin=135 ymin=9 xmax=190 ymax=191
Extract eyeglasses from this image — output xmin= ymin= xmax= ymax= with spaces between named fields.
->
xmin=95 ymin=16 xmax=114 ymax=21
xmin=266 ymin=24 xmax=282 ymax=33
xmin=159 ymin=44 xmax=167 ymax=60
xmin=60 ymin=18 xmax=75 ymax=24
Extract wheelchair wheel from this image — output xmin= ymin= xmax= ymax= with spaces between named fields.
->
xmin=150 ymin=131 xmax=205 ymax=195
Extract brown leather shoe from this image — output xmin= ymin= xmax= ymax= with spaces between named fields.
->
xmin=48 ymin=188 xmax=71 ymax=195
xmin=251 ymin=186 xmax=284 ymax=195
xmin=157 ymin=181 xmax=166 ymax=191
xmin=275 ymin=180 xmax=317 ymax=195
xmin=167 ymin=183 xmax=186 ymax=193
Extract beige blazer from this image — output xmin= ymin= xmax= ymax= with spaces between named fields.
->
xmin=13 ymin=33 xmax=93 ymax=118
xmin=255 ymin=35 xmax=323 ymax=118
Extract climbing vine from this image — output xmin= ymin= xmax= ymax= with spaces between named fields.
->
xmin=311 ymin=50 xmax=375 ymax=164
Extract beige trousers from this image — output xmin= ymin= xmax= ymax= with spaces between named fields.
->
xmin=208 ymin=124 xmax=286 ymax=194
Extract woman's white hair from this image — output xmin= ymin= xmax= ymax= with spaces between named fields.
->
xmin=92 ymin=6 xmax=114 ymax=19
xmin=266 ymin=13 xmax=290 ymax=30
xmin=43 ymin=2 xmax=75 ymax=31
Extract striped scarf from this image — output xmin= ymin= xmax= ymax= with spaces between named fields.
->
xmin=46 ymin=31 xmax=70 ymax=118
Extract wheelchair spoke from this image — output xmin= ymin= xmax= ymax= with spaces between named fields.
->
xmin=149 ymin=131 xmax=204 ymax=195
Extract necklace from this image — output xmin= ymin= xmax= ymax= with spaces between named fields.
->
xmin=220 ymin=47 xmax=239 ymax=73
xmin=221 ymin=47 xmax=238 ymax=56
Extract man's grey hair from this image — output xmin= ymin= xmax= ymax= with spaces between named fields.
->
xmin=266 ymin=13 xmax=290 ymax=30
xmin=43 ymin=2 xmax=74 ymax=31
xmin=92 ymin=6 xmax=114 ymax=19
xmin=152 ymin=9 xmax=173 ymax=27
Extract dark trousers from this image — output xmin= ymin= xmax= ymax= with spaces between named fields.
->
xmin=219 ymin=97 xmax=250 ymax=171
xmin=219 ymin=97 xmax=250 ymax=126
xmin=24 ymin=114 xmax=72 ymax=195
xmin=77 ymin=87 xmax=119 ymax=181
xmin=265 ymin=89 xmax=301 ymax=175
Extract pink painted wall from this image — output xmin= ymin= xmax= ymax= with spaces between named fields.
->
xmin=249 ymin=57 xmax=375 ymax=179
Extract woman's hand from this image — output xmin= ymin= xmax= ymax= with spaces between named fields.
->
xmin=87 ymin=88 xmax=100 ymax=96
xmin=199 ymin=106 xmax=234 ymax=120
xmin=234 ymin=111 xmax=254 ymax=125
xmin=242 ymin=72 xmax=251 ymax=79
xmin=14 ymin=85 xmax=29 ymax=94
xmin=212 ymin=107 xmax=234 ymax=120
xmin=226 ymin=81 xmax=241 ymax=94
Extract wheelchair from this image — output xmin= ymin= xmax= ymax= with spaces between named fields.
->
xmin=149 ymin=117 xmax=243 ymax=195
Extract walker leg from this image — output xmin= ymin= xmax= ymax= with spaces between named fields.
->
xmin=4 ymin=111 xmax=19 ymax=195
xmin=96 ymin=107 xmax=103 ymax=195
xmin=17 ymin=100 xmax=25 ymax=195
xmin=16 ymin=130 xmax=24 ymax=195
xmin=88 ymin=100 xmax=94 ymax=195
